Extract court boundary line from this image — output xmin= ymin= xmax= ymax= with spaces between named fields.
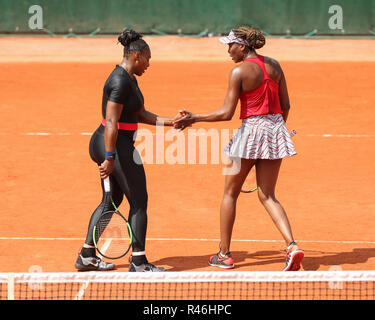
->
xmin=74 ymin=239 xmax=112 ymax=300
xmin=0 ymin=237 xmax=374 ymax=244
xmin=16 ymin=132 xmax=375 ymax=137
xmin=1 ymin=132 xmax=375 ymax=138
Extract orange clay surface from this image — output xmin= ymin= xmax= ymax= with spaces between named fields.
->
xmin=0 ymin=37 xmax=374 ymax=273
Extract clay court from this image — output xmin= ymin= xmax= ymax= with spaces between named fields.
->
xmin=0 ymin=36 xmax=374 ymax=274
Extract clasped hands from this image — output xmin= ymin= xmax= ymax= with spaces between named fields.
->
xmin=172 ymin=110 xmax=195 ymax=131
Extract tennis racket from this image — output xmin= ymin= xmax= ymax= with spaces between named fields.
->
xmin=92 ymin=177 xmax=133 ymax=259
xmin=241 ymin=130 xmax=297 ymax=194
xmin=241 ymin=168 xmax=258 ymax=193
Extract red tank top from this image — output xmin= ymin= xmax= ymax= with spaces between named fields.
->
xmin=239 ymin=55 xmax=282 ymax=119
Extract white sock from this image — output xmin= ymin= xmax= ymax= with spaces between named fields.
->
xmin=132 ymin=251 xmax=146 ymax=256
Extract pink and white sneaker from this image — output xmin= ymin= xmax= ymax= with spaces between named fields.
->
xmin=283 ymin=242 xmax=304 ymax=271
xmin=209 ymin=252 xmax=235 ymax=269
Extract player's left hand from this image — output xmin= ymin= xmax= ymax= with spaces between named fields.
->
xmin=173 ymin=109 xmax=194 ymax=131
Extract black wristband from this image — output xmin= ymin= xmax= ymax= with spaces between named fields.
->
xmin=105 ymin=151 xmax=116 ymax=160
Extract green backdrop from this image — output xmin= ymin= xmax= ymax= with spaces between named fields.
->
xmin=0 ymin=0 xmax=373 ymax=36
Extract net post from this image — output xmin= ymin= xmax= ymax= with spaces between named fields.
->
xmin=7 ymin=274 xmax=15 ymax=300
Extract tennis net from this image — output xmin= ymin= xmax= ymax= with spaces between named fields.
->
xmin=1 ymin=271 xmax=374 ymax=300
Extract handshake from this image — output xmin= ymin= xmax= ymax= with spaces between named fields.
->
xmin=172 ymin=109 xmax=195 ymax=131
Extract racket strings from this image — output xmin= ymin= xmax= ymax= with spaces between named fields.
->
xmin=94 ymin=211 xmax=132 ymax=259
xmin=94 ymin=212 xmax=114 ymax=241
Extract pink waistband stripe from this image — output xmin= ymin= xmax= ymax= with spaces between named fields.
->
xmin=102 ymin=118 xmax=138 ymax=131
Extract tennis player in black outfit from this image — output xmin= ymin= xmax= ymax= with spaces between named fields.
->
xmin=75 ymin=29 xmax=180 ymax=272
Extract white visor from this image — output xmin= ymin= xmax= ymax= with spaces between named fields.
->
xmin=219 ymin=30 xmax=250 ymax=46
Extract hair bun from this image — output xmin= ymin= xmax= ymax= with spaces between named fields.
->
xmin=233 ymin=26 xmax=266 ymax=50
xmin=118 ymin=29 xmax=142 ymax=47
xmin=252 ymin=32 xmax=266 ymax=49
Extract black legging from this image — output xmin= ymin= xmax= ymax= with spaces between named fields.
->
xmin=84 ymin=125 xmax=148 ymax=253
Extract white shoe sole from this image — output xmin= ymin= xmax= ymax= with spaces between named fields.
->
xmin=283 ymin=250 xmax=304 ymax=271
xmin=208 ymin=262 xmax=235 ymax=269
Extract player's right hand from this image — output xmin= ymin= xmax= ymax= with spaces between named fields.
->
xmin=99 ymin=160 xmax=114 ymax=179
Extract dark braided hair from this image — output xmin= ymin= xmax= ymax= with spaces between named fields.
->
xmin=118 ymin=29 xmax=149 ymax=56
xmin=232 ymin=26 xmax=265 ymax=50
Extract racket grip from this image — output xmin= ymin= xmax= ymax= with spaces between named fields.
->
xmin=103 ymin=177 xmax=111 ymax=193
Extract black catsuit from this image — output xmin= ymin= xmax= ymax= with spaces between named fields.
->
xmin=84 ymin=65 xmax=147 ymax=255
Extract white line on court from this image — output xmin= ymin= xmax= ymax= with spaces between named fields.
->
xmin=0 ymin=237 xmax=374 ymax=245
xmin=306 ymin=134 xmax=375 ymax=138
xmin=74 ymin=239 xmax=112 ymax=300
xmin=0 ymin=132 xmax=373 ymax=137
xmin=97 ymin=239 xmax=112 ymax=259
xmin=74 ymin=281 xmax=89 ymax=300
xmin=20 ymin=132 xmax=92 ymax=136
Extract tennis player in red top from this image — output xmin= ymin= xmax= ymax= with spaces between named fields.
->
xmin=174 ymin=26 xmax=304 ymax=271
